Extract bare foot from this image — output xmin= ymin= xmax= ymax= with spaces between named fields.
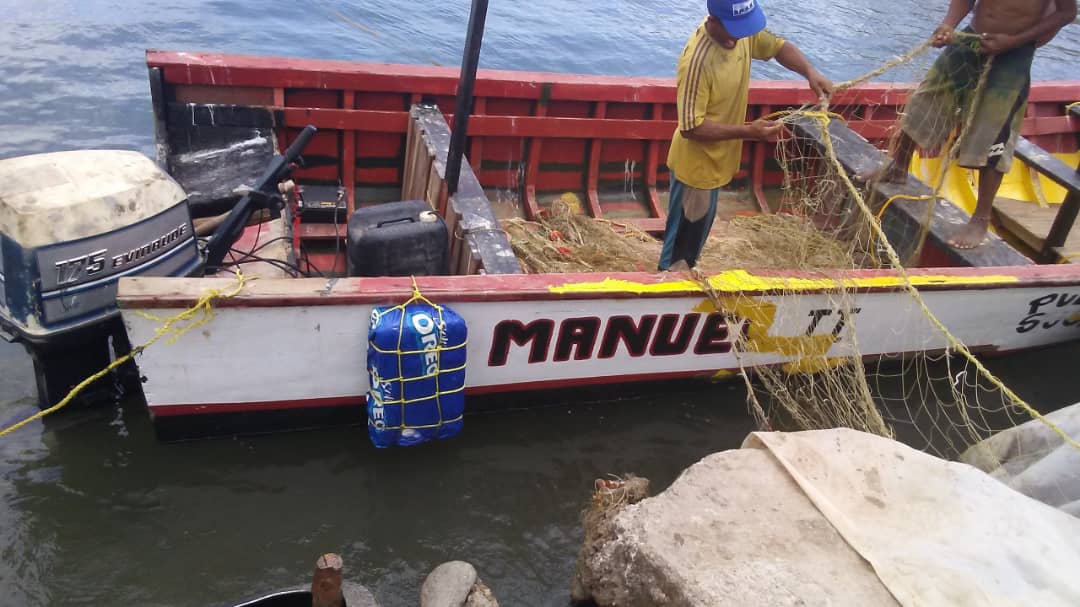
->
xmin=856 ymin=160 xmax=908 ymax=184
xmin=948 ymin=217 xmax=990 ymax=250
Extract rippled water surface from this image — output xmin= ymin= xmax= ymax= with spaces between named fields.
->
xmin=1 ymin=1 xmax=1078 ymax=605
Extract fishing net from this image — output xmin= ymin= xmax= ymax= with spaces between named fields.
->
xmin=713 ymin=33 xmax=1080 ymax=459
xmin=502 ymin=32 xmax=1080 ymax=460
xmin=502 ymin=200 xmax=854 ymax=274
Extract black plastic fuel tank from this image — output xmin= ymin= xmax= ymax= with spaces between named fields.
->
xmin=346 ymin=200 xmax=449 ymax=277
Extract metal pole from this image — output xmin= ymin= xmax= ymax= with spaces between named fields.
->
xmin=446 ymin=0 xmax=489 ymax=197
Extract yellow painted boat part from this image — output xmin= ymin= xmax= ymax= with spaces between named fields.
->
xmin=910 ymin=150 xmax=1080 ymax=218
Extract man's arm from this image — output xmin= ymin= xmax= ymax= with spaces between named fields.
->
xmin=931 ymin=0 xmax=974 ymax=46
xmin=681 ymin=119 xmax=781 ymax=142
xmin=773 ymin=42 xmax=833 ymax=101
xmin=981 ymin=0 xmax=1077 ymax=54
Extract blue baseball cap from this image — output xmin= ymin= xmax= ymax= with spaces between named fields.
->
xmin=707 ymin=0 xmax=767 ymax=39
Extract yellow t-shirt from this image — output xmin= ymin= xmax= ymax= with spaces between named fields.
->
xmin=666 ymin=24 xmax=785 ymax=190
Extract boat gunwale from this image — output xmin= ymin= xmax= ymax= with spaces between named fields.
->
xmin=145 ymin=50 xmax=1080 ymax=107
xmin=117 ymin=263 xmax=1080 ymax=309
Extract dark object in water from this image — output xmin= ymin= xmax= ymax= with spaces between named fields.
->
xmin=224 ymin=553 xmax=378 ymax=607
xmin=224 ymin=583 xmax=377 ymax=607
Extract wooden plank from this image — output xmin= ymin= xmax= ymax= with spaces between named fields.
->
xmin=993 ymin=197 xmax=1059 ymax=250
xmin=401 ymin=115 xmax=419 ymax=200
xmin=645 ymin=103 xmax=665 ymax=220
xmin=1047 ymin=190 xmax=1079 ymax=253
xmin=298 ymin=224 xmax=344 ymax=240
xmin=1014 ymin=137 xmax=1080 ymax=193
xmin=1013 ymin=137 xmax=1080 ymax=255
xmin=469 ymin=97 xmax=486 ymax=176
xmin=788 ymin=115 xmax=1032 ymax=267
xmin=411 ymin=105 xmax=523 ymax=275
xmin=995 ymin=196 xmax=1080 ymax=263
xmin=341 ymin=91 xmax=356 ymax=215
xmin=118 ymin=262 xmax=1080 ymax=309
xmin=586 ymin=102 xmax=606 ymax=218
xmin=523 ymin=100 xmax=547 ymax=220
xmin=173 ymin=108 xmax=1071 ymax=151
xmin=623 ymin=217 xmax=666 ymax=234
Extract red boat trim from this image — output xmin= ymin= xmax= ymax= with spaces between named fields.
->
xmin=150 ymin=395 xmax=365 ymax=417
xmin=145 ymin=50 xmax=1080 ymax=107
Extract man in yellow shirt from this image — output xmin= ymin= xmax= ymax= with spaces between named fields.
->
xmin=660 ymin=0 xmax=833 ymax=271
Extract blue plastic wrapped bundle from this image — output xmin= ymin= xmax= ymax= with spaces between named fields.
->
xmin=367 ymin=294 xmax=467 ymax=448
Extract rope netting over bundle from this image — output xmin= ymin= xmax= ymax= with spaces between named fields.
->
xmin=502 ymin=33 xmax=1080 ymax=458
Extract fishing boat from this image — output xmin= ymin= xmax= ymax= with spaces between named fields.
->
xmin=2 ymin=48 xmax=1078 ymax=440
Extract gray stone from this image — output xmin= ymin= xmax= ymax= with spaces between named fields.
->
xmin=420 ymin=561 xmax=479 ymax=607
xmin=342 ymin=581 xmax=380 ymax=607
xmin=572 ymin=450 xmax=898 ymax=606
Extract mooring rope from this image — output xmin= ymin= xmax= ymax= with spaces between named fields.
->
xmin=0 ymin=270 xmax=251 ymax=437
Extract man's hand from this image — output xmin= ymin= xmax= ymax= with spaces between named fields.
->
xmin=807 ymin=70 xmax=833 ymax=103
xmin=931 ymin=24 xmax=955 ymax=48
xmin=747 ymin=119 xmax=784 ymax=142
xmin=979 ymin=32 xmax=1018 ymax=55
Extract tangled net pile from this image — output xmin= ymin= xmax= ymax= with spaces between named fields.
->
xmin=505 ymin=34 xmax=1080 ymax=459
xmin=503 ymin=202 xmax=854 ymax=274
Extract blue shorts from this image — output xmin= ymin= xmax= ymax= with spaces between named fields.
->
xmin=658 ymin=174 xmax=720 ymax=270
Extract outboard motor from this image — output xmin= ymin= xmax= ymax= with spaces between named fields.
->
xmin=0 ymin=150 xmax=200 ymax=408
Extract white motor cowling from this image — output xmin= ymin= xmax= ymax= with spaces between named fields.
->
xmin=0 ymin=150 xmax=200 ymax=407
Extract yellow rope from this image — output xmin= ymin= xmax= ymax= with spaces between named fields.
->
xmin=876 ymin=194 xmax=933 ymax=221
xmin=1066 ymin=101 xmax=1080 ymax=112
xmin=0 ymin=270 xmax=251 ymax=437
xmin=806 ymin=110 xmax=1080 ymax=451
xmin=833 ymin=31 xmax=982 ymax=93
xmin=762 ymin=109 xmax=847 ymax=123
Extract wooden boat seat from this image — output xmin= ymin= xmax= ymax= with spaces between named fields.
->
xmin=1005 ymin=137 xmax=1080 ymax=263
xmin=993 ymin=197 xmax=1080 ymax=263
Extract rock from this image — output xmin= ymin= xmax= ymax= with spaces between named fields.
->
xmin=342 ymin=582 xmax=380 ymax=607
xmin=571 ymin=450 xmax=897 ymax=606
xmin=421 ymin=561 xmax=498 ymax=607
xmin=571 ymin=475 xmax=651 ymax=604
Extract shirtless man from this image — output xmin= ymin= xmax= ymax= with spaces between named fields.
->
xmin=875 ymin=0 xmax=1076 ymax=249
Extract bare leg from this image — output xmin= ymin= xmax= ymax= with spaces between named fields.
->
xmin=949 ymin=167 xmax=1002 ymax=249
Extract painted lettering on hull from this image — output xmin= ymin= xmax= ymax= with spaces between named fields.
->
xmin=1016 ymin=292 xmax=1080 ymax=333
xmin=488 ymin=312 xmax=736 ymax=367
